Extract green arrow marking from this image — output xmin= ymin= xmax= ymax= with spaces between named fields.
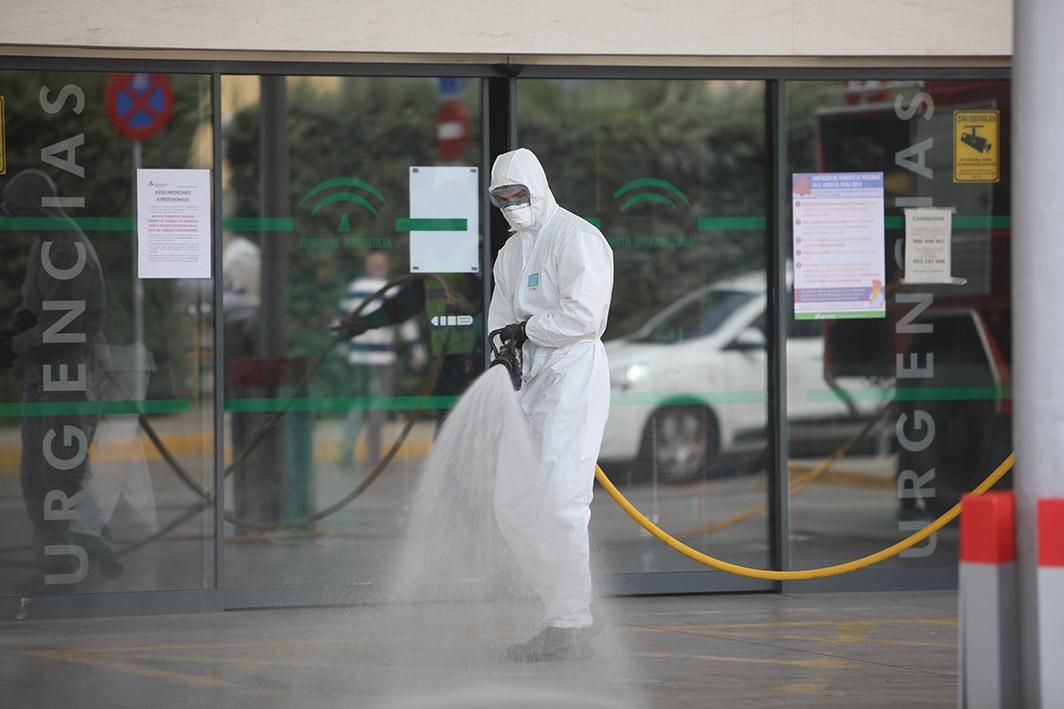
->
xmin=395 ymin=218 xmax=467 ymax=231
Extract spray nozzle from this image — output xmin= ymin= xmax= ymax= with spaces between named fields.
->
xmin=488 ymin=327 xmax=524 ymax=391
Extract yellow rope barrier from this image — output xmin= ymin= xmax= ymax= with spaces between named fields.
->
xmin=595 ymin=452 xmax=1015 ymax=581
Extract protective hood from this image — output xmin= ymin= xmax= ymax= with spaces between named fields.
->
xmin=1 ymin=169 xmax=66 ymax=217
xmin=489 ymin=148 xmax=558 ymax=234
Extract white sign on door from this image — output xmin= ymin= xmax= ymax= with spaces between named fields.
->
xmin=136 ymin=168 xmax=211 ymax=279
xmin=409 ymin=166 xmax=479 ymax=274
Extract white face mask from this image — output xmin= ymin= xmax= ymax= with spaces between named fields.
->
xmin=501 ymin=204 xmax=534 ymax=232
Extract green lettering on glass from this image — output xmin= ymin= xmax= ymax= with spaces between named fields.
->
xmin=614 ymin=177 xmax=691 ymax=211
xmin=607 ymin=235 xmax=694 ymax=250
xmin=299 ymin=177 xmax=386 ymax=207
xmin=308 ymin=192 xmax=380 ymax=217
xmin=299 ymin=177 xmax=387 ymax=231
xmin=297 ymin=236 xmax=393 ymax=250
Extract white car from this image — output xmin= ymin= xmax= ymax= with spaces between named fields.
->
xmin=601 ymin=272 xmax=881 ymax=483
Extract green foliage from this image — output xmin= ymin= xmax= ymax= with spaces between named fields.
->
xmin=223 ymin=76 xmax=482 ymax=399
xmin=518 ymin=79 xmax=769 ymax=337
xmin=223 ymin=76 xmax=777 ymax=395
xmin=0 ymin=71 xmax=210 ymax=403
xmin=1 ymin=73 xmax=791 ymax=406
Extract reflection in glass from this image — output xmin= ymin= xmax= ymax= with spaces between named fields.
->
xmin=631 ymin=289 xmax=757 ymax=345
xmin=220 ymin=75 xmax=484 ymax=588
xmin=0 ymin=71 xmax=215 ymax=596
xmin=786 ymin=80 xmax=1012 ymax=570
xmin=519 ymin=79 xmax=770 ymax=576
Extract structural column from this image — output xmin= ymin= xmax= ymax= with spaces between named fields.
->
xmin=1012 ymin=0 xmax=1064 ymax=706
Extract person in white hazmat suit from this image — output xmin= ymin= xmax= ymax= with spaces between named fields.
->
xmin=487 ymin=148 xmax=613 ymax=661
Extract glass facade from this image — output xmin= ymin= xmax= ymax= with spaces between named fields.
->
xmin=517 ymin=79 xmax=771 ymax=576
xmin=0 ymin=70 xmax=215 ymax=596
xmin=785 ymin=80 xmax=1012 ymax=572
xmin=0 ymin=64 xmax=1014 ymax=615
xmin=218 ymin=74 xmax=484 ymax=589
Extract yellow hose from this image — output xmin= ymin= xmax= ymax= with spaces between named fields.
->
xmin=594 ymin=452 xmax=1015 ymax=581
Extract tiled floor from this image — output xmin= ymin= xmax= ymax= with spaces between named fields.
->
xmin=0 ymin=591 xmax=960 ymax=708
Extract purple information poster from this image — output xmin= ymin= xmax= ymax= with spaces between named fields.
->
xmin=792 ymin=172 xmax=885 ymax=320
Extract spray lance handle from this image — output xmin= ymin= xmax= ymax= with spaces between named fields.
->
xmin=489 ymin=322 xmax=527 ymax=392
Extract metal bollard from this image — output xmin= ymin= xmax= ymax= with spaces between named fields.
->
xmin=1038 ymin=499 xmax=1063 ymax=707
xmin=958 ymin=491 xmax=1020 ymax=709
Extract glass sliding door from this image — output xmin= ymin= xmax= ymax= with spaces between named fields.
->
xmin=785 ymin=79 xmax=1012 ymax=573
xmin=0 ymin=63 xmax=1014 ymax=617
xmin=0 ymin=69 xmax=216 ymax=596
xmin=219 ymin=74 xmax=485 ymax=590
xmin=517 ymin=78 xmax=772 ymax=581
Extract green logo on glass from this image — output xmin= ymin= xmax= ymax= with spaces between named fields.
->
xmin=614 ymin=178 xmax=690 ymax=211
xmin=299 ymin=177 xmax=387 ymax=232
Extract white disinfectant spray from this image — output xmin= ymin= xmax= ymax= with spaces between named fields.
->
xmin=350 ymin=365 xmax=644 ymax=709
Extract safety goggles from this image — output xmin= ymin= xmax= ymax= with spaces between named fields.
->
xmin=488 ymin=184 xmax=531 ymax=209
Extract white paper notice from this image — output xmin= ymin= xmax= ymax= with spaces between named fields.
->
xmin=137 ymin=169 xmax=211 ymax=279
xmin=904 ymin=208 xmax=961 ymax=284
xmin=409 ymin=166 xmax=479 ymax=274
xmin=792 ymin=172 xmax=886 ymax=320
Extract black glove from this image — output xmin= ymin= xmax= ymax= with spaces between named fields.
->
xmin=500 ymin=320 xmax=528 ymax=346
xmin=0 ymin=340 xmax=16 ymax=369
xmin=333 ymin=313 xmax=370 ymax=337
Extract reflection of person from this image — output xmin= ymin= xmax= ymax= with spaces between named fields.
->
xmin=220 ymin=235 xmax=277 ymax=528
xmin=425 ymin=275 xmax=481 ymax=400
xmin=65 ymin=341 xmax=159 ymax=565
xmin=220 ymin=235 xmax=261 ymax=388
xmin=0 ymin=170 xmax=120 ymax=587
xmin=486 ymin=148 xmax=614 ymax=661
xmin=336 ymin=251 xmax=426 ymax=470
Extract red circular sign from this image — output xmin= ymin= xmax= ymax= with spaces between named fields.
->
xmin=436 ymin=100 xmax=472 ymax=162
xmin=106 ymin=73 xmax=174 ymax=141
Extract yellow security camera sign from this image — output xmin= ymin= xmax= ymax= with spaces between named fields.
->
xmin=954 ymin=110 xmax=1000 ymax=183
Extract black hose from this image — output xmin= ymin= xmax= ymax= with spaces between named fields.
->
xmin=113 ymin=273 xmax=457 ymax=556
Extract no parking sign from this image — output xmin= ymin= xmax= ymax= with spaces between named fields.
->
xmin=106 ymin=73 xmax=173 ymax=141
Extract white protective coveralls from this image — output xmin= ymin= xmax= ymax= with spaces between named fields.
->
xmin=488 ymin=148 xmax=614 ymax=629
